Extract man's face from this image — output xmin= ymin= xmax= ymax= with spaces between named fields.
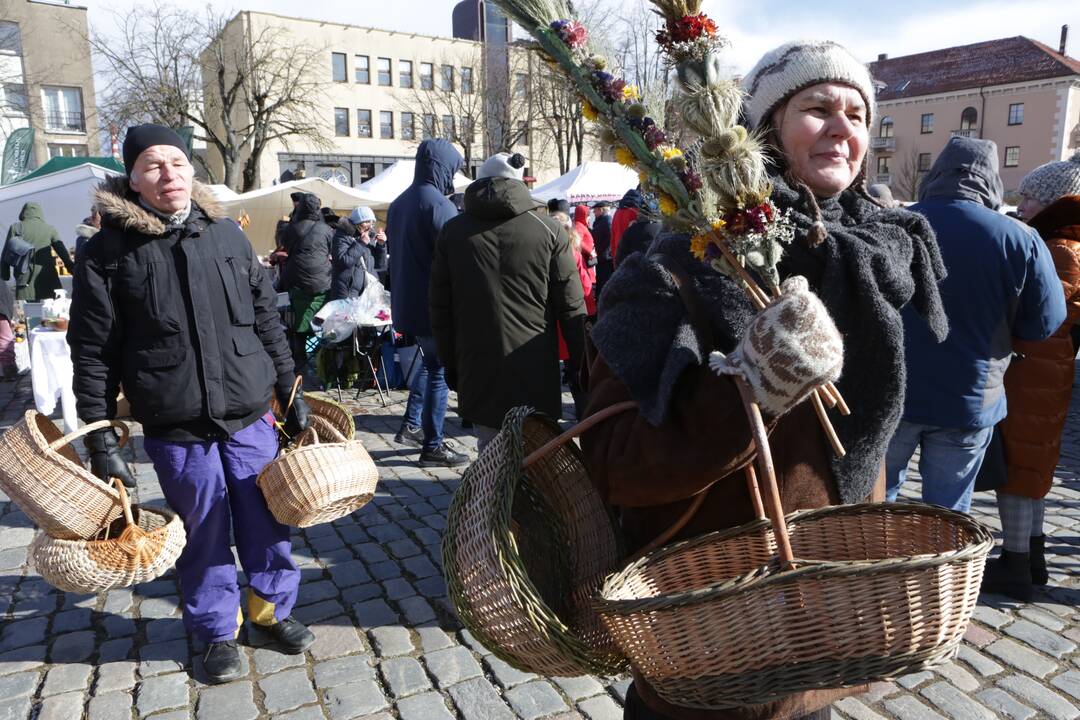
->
xmin=128 ymin=145 xmax=194 ymax=215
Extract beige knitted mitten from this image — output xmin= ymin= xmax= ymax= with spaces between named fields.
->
xmin=709 ymin=276 xmax=843 ymax=418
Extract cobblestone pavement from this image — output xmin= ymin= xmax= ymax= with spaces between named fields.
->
xmin=0 ymin=369 xmax=1076 ymax=720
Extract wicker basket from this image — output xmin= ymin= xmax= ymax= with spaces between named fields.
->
xmin=257 ymin=417 xmax=378 ymax=527
xmin=593 ymin=378 xmax=995 ymax=710
xmin=32 ymin=479 xmax=186 ymax=593
xmin=443 ymin=405 xmax=629 ymax=677
xmin=270 ymin=379 xmax=356 ymax=442
xmin=0 ymin=413 xmax=127 ymax=539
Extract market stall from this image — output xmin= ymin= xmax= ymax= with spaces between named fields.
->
xmin=531 ymin=161 xmax=640 ymax=205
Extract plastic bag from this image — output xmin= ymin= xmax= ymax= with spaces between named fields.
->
xmin=312 ymin=299 xmax=360 ymax=344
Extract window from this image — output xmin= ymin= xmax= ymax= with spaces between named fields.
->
xmin=514 ymin=73 xmax=529 ymax=99
xmin=47 ymin=143 xmax=88 ymax=159
xmin=354 ymin=55 xmax=370 ymax=84
xmin=1004 ymin=146 xmax=1020 ymax=167
xmin=401 ymin=112 xmax=415 ymax=140
xmin=399 ymin=60 xmax=413 ymax=89
xmin=41 ymin=86 xmax=84 ymax=132
xmin=876 ymin=155 xmax=891 ymax=174
xmin=331 ymin=52 xmax=347 ymax=82
xmin=918 ymin=153 xmax=932 ymax=172
xmin=377 ymin=58 xmax=392 ymax=87
xmin=334 ymin=107 xmax=349 ymax=136
xmin=441 ymin=114 xmax=455 ymax=140
xmin=461 ymin=67 xmax=473 ymax=94
xmin=379 ymin=111 xmax=394 ymax=139
xmin=517 ymin=121 xmax=529 ymax=147
xmin=440 ymin=64 xmax=454 ymax=92
xmin=422 ymin=113 xmax=436 ymax=139
xmin=0 ymin=21 xmax=21 ymax=55
xmin=879 ymin=116 xmax=893 ymax=138
xmin=920 ymin=113 xmax=934 ymax=134
xmin=356 ymin=109 xmax=372 ymax=138
xmin=420 ymin=63 xmax=434 ymax=90
xmin=359 ymin=162 xmax=376 ymax=182
xmin=1 ymin=83 xmax=28 ymax=116
xmin=960 ymin=106 xmax=978 ymax=131
xmin=1008 ymin=103 xmax=1024 ymax=126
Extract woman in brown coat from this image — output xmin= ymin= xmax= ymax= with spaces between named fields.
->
xmin=984 ymin=151 xmax=1080 ymax=601
xmin=582 ymin=41 xmax=948 ymax=720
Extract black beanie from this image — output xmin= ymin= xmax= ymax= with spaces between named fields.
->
xmin=123 ymin=124 xmax=189 ymax=176
xmin=547 ymin=198 xmax=570 ymax=215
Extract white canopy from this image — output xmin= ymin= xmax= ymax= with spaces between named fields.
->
xmin=204 ymin=184 xmax=240 ymax=202
xmin=355 ymin=160 xmax=472 ymax=203
xmin=0 ymin=163 xmax=121 ymax=247
xmin=531 ymin=161 xmax=639 ymax=205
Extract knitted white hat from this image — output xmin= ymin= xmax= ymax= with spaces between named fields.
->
xmin=477 ymin=152 xmax=526 ymax=181
xmin=741 ymin=40 xmax=875 ymax=131
xmin=1018 ymin=151 xmax=1080 ymax=206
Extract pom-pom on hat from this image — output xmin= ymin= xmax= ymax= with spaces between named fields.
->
xmin=1019 ymin=151 xmax=1080 ymax=206
xmin=477 ymin=152 xmax=526 ymax=181
xmin=741 ymin=40 xmax=875 ymax=132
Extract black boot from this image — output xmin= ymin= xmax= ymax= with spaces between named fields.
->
xmin=203 ymin=641 xmax=243 ymax=684
xmin=1030 ymin=535 xmax=1049 ymax=586
xmin=264 ymin=616 xmax=315 ymax=655
xmin=981 ymin=550 xmax=1033 ymax=602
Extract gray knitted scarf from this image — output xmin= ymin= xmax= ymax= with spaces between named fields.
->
xmin=591 ymin=174 xmax=948 ymax=503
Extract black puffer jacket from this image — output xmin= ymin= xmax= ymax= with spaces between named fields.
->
xmin=329 ymin=219 xmax=386 ymax=301
xmin=69 ymin=176 xmax=294 ymax=440
xmin=281 ymin=193 xmax=332 ymax=295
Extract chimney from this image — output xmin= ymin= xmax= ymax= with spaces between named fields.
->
xmin=877 ymin=53 xmax=888 ymax=61
xmin=1061 ymin=24 xmax=1069 ymax=56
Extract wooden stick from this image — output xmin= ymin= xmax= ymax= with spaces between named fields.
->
xmin=744 ymin=465 xmax=766 ymax=520
xmin=827 ymin=382 xmax=851 ymax=416
xmin=817 ymin=385 xmax=837 ymax=408
xmin=811 ymin=390 xmax=846 ymax=457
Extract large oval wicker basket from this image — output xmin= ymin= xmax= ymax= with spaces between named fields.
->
xmin=0 ymin=413 xmax=127 ymax=539
xmin=257 ymin=417 xmax=378 ymax=527
xmin=32 ymin=479 xmax=186 ymax=593
xmin=443 ymin=406 xmax=628 ymax=677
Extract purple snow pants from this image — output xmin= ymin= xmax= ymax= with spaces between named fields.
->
xmin=144 ymin=414 xmax=299 ymax=644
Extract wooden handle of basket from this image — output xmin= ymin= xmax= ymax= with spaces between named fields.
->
xmin=293 ymin=426 xmax=320 ymax=448
xmin=733 ymin=376 xmax=795 ymax=569
xmin=309 ymin=414 xmax=347 ymax=442
xmin=46 ymin=419 xmax=130 ymax=452
xmin=522 ymin=400 xmax=638 ymax=468
xmin=284 ymin=375 xmax=303 ymax=416
xmin=112 ymin=477 xmax=135 ymax=527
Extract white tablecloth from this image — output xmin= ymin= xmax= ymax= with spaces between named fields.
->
xmin=29 ymin=327 xmax=77 ymax=432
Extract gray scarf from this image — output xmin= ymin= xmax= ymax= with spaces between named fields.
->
xmin=591 ymin=175 xmax=948 ymax=503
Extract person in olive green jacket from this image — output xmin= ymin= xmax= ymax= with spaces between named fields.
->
xmin=2 ymin=202 xmax=72 ymax=301
xmin=429 ymin=152 xmax=585 ymax=451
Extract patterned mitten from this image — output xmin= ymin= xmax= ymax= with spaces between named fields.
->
xmin=709 ymin=276 xmax=843 ymax=419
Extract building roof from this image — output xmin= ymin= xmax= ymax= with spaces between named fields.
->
xmin=870 ymin=36 xmax=1080 ymax=101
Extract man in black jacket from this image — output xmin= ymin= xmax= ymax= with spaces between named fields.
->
xmin=280 ymin=192 xmax=332 ymax=373
xmin=68 ymin=124 xmax=314 ymax=684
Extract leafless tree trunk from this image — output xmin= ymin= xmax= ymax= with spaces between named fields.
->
xmin=892 ymin=146 xmax=923 ymax=202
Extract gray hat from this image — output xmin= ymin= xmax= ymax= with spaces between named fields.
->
xmin=350 ymin=206 xmax=375 ymax=224
xmin=1019 ymin=151 xmax=1080 ymax=206
xmin=477 ymin=152 xmax=526 ymax=181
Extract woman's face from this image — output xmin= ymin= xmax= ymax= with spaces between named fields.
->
xmin=772 ymin=82 xmax=869 ymax=198
xmin=1018 ymin=195 xmax=1047 ymax=222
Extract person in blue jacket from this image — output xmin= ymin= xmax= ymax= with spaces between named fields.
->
xmin=386 ymin=139 xmax=468 ymax=467
xmin=886 ymin=136 xmax=1066 ymax=513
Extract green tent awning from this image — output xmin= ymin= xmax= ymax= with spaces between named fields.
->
xmin=17 ymin=156 xmax=124 ymax=182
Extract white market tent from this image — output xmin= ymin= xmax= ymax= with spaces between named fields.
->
xmin=355 ymin=160 xmax=473 ymax=204
xmin=531 ymin=161 xmax=639 ymax=205
xmin=0 ymin=163 xmax=121 ymax=247
xmin=205 ymin=184 xmax=240 ymax=202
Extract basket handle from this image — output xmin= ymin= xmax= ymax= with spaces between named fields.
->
xmin=112 ymin=477 xmax=135 ymax=527
xmin=293 ymin=426 xmax=320 ymax=448
xmin=522 ymin=400 xmax=638 ymax=468
xmin=309 ymin=414 xmax=348 ymax=442
xmin=284 ymin=375 xmax=302 ymax=415
xmin=46 ymin=419 xmax=130 ymax=452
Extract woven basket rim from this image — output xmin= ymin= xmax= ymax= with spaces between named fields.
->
xmin=38 ymin=506 xmax=181 ymax=549
xmin=20 ymin=410 xmax=120 ymax=497
xmin=596 ymin=501 xmax=994 ymax=615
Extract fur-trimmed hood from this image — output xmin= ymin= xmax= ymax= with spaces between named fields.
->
xmin=94 ymin=175 xmax=226 ymax=236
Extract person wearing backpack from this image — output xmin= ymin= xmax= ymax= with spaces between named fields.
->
xmin=2 ymin=202 xmax=72 ymax=300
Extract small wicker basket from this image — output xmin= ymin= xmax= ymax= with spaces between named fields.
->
xmin=0 ymin=413 xmax=127 ymax=539
xmin=32 ymin=479 xmax=186 ymax=593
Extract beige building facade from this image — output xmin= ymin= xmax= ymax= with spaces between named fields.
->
xmin=0 ymin=0 xmax=99 ymax=171
xmin=868 ymin=35 xmax=1080 ymax=202
xmin=204 ymin=11 xmax=590 ymax=191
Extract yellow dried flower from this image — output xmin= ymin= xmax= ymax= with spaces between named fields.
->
xmin=582 ymin=101 xmax=598 ymax=122
xmin=615 ymin=146 xmax=637 ymax=168
xmin=622 ymin=84 xmax=641 ymax=101
xmin=690 ymin=232 xmax=710 ymax=261
xmin=638 ymin=170 xmax=649 ymax=185
xmin=660 ymin=146 xmax=683 ymax=161
xmin=658 ymin=193 xmax=678 ymax=216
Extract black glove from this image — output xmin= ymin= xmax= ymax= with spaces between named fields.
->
xmin=275 ymin=382 xmax=311 ymax=439
xmin=85 ymin=428 xmax=136 ymax=489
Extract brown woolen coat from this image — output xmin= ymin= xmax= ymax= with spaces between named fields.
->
xmin=581 ymin=352 xmax=884 ymax=720
xmin=999 ymin=195 xmax=1080 ymax=499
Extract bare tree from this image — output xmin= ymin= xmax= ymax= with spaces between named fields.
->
xmin=91 ymin=5 xmax=331 ymax=191
xmin=530 ymin=68 xmax=587 ymax=175
xmin=611 ymin=0 xmax=671 ymax=118
xmin=891 ymin=146 xmax=923 ymax=202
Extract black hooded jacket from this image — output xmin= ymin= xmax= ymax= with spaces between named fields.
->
xmin=281 ymin=193 xmax=333 ymax=295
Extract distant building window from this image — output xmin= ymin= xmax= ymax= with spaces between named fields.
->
xmin=440 ymin=64 xmax=454 ymax=92
xmin=1004 ymin=146 xmax=1020 ymax=167
xmin=47 ymin=143 xmax=88 ymax=159
xmin=441 ymin=114 xmax=455 ymax=140
xmin=461 ymin=116 xmax=474 ymax=143
xmin=879 ymin=116 xmax=893 ymax=138
xmin=359 ymin=162 xmax=376 ymax=182
xmin=401 ymin=112 xmax=415 ymax=140
xmin=517 ymin=121 xmax=529 ymax=147
xmin=331 ymin=53 xmax=347 ymax=82
xmin=461 ymin=67 xmax=473 ymax=94
xmin=377 ymin=58 xmax=392 ymax=87
xmin=355 ymin=55 xmax=369 ymax=84
xmin=379 ymin=111 xmax=394 ymax=139
xmin=2 ymin=83 xmax=28 ymax=116
xmin=420 ymin=63 xmax=434 ymax=90
xmin=422 ymin=113 xmax=436 ymax=139
xmin=514 ymin=73 xmax=529 ymax=99
xmin=41 ymin=86 xmax=84 ymax=133
xmin=0 ymin=21 xmax=21 ymax=55
xmin=918 ymin=153 xmax=932 ymax=172
xmin=334 ymin=108 xmax=349 ymax=136
xmin=357 ymin=109 xmax=372 ymax=138
xmin=877 ymin=155 xmax=890 ymax=174
xmin=1008 ymin=103 xmax=1024 ymax=126
xmin=960 ymin=107 xmax=978 ymax=131
xmin=399 ymin=60 xmax=413 ymax=89
xmin=920 ymin=113 xmax=934 ymax=134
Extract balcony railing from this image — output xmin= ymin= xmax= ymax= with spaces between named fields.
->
xmin=951 ymin=128 xmax=978 ymax=138
xmin=874 ymin=173 xmax=892 ymax=185
xmin=870 ymin=136 xmax=896 ymax=151
xmin=44 ymin=111 xmax=85 ymax=133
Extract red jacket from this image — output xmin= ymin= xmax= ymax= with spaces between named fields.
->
xmin=610 ymin=207 xmax=638 ymax=263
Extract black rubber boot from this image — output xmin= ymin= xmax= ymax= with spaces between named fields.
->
xmin=981 ymin=550 xmax=1033 ymax=602
xmin=265 ymin=616 xmax=315 ymax=655
xmin=1030 ymin=535 xmax=1049 ymax=586
xmin=203 ymin=641 xmax=243 ymax=684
